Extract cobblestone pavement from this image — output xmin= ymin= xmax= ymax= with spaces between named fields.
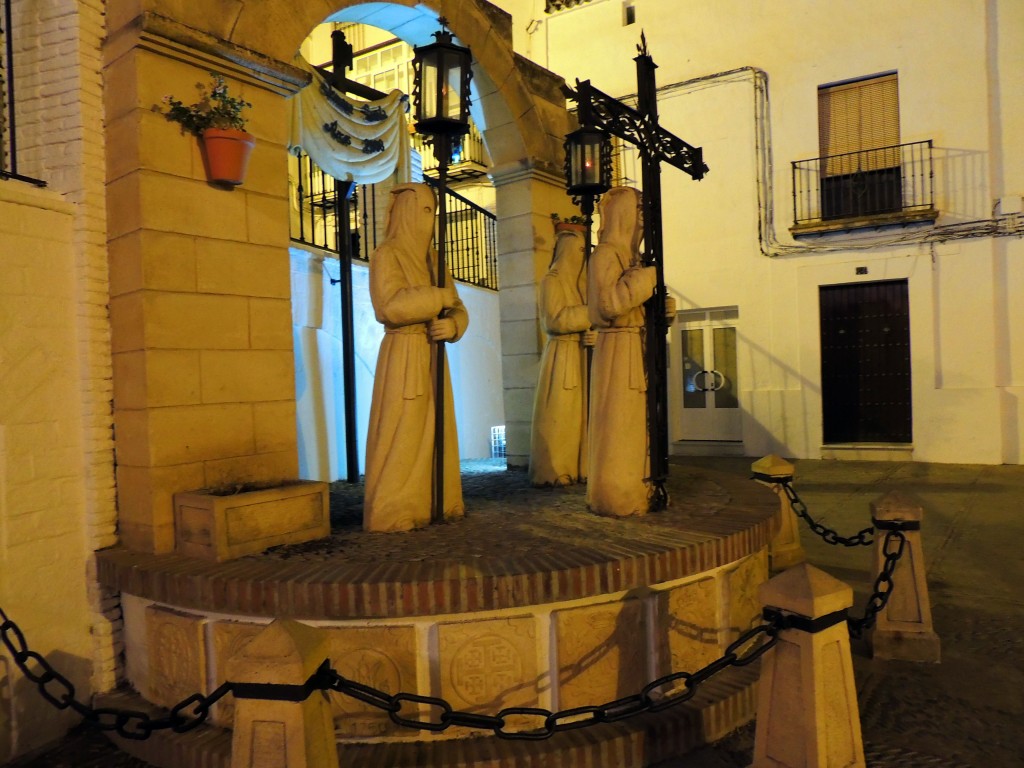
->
xmin=8 ymin=458 xmax=1023 ymax=767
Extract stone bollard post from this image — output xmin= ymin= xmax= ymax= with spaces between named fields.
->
xmin=752 ymin=563 xmax=865 ymax=768
xmin=227 ymin=619 xmax=339 ymax=768
xmin=752 ymin=455 xmax=806 ymax=571
xmin=869 ymin=491 xmax=941 ymax=662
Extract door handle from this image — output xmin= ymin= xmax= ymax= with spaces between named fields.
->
xmin=711 ymin=370 xmax=725 ymax=391
xmin=694 ymin=370 xmax=713 ymax=391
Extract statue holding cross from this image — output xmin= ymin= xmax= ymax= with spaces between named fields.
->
xmin=565 ymin=33 xmax=709 ymax=516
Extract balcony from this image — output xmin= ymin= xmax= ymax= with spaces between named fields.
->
xmin=412 ymin=121 xmax=489 ymax=183
xmin=289 ymin=150 xmax=498 ymax=291
xmin=791 ymin=140 xmax=937 ymax=235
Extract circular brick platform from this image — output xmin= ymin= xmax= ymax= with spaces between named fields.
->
xmin=96 ymin=463 xmax=777 ymax=620
xmin=96 ymin=463 xmax=778 ymax=767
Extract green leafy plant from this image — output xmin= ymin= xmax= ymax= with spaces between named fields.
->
xmin=161 ymin=74 xmax=252 ymax=135
xmin=551 ymin=212 xmax=586 ymax=225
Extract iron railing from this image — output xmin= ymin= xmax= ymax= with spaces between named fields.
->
xmin=413 ymin=121 xmax=489 ymax=181
xmin=1 ymin=0 xmax=45 ymax=186
xmin=425 ymin=176 xmax=498 ymax=290
xmin=792 ymin=140 xmax=933 ymax=226
xmin=290 ymin=150 xmax=498 ymax=290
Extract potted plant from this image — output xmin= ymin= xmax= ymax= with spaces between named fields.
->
xmin=162 ymin=73 xmax=255 ymax=186
xmin=551 ymin=212 xmax=587 ymax=233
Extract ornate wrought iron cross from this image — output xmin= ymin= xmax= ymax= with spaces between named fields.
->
xmin=566 ymin=33 xmax=709 ymax=511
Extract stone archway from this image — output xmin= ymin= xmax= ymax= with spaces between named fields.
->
xmin=104 ymin=0 xmax=571 ymax=554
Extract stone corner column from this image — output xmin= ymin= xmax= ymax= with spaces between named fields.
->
xmin=226 ymin=619 xmax=339 ymax=768
xmin=869 ymin=490 xmax=941 ymax=663
xmin=489 ymin=162 xmax=571 ymax=468
xmin=752 ymin=563 xmax=865 ymax=768
xmin=104 ymin=14 xmax=308 ymax=553
xmin=751 ymin=454 xmax=806 ymax=571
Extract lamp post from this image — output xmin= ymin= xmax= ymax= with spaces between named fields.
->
xmin=412 ymin=17 xmax=473 ymax=525
xmin=563 ymin=124 xmax=612 ymax=260
xmin=563 ymin=124 xmax=612 ymax=401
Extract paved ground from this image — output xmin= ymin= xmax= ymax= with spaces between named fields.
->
xmin=8 ymin=457 xmax=1024 ymax=767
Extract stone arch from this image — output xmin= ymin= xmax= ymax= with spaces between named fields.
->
xmin=133 ymin=0 xmax=568 ymax=174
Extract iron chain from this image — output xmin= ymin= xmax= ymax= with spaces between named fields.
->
xmin=6 ymin=596 xmax=871 ymax=742
xmin=1 ymin=606 xmax=229 ymax=740
xmin=325 ymin=620 xmax=779 ymax=740
xmin=777 ymin=478 xmax=875 ymax=547
xmin=755 ymin=477 xmax=911 ymax=639
xmin=848 ymin=529 xmax=907 ymax=638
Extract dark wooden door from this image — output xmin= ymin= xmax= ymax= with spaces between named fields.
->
xmin=819 ymin=280 xmax=912 ymax=443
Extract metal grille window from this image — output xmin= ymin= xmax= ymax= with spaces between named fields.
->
xmin=1 ymin=0 xmax=45 ymax=185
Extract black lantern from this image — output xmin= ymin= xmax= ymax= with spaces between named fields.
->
xmin=564 ymin=126 xmax=612 ymax=197
xmin=412 ymin=21 xmax=473 ymax=136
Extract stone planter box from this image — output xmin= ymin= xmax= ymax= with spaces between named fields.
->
xmin=174 ymin=480 xmax=330 ymax=562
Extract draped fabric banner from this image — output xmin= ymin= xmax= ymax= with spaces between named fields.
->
xmin=289 ymin=59 xmax=411 ymax=185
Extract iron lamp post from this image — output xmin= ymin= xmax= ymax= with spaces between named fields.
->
xmin=412 ymin=18 xmax=473 ymax=525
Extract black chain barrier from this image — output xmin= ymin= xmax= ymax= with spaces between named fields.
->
xmin=1 ymin=604 xmax=782 ymax=742
xmin=846 ymin=528 xmax=906 ymax=639
xmin=752 ymin=473 xmax=874 ymax=547
xmin=751 ymin=473 xmax=912 ymax=639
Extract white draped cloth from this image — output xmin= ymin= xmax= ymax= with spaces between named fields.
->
xmin=289 ymin=59 xmax=411 ymax=184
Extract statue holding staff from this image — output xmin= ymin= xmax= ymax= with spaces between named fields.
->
xmin=363 ymin=183 xmax=468 ymax=532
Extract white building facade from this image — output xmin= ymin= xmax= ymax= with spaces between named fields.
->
xmin=496 ymin=0 xmax=1024 ymax=464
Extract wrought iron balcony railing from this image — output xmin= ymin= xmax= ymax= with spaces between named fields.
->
xmin=1 ymin=0 xmax=45 ymax=186
xmin=413 ymin=121 xmax=489 ymax=182
xmin=290 ymin=150 xmax=498 ymax=291
xmin=791 ymin=140 xmax=935 ymax=233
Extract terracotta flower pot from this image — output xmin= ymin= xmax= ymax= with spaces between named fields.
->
xmin=200 ymin=127 xmax=255 ymax=186
xmin=555 ymin=221 xmax=587 ymax=234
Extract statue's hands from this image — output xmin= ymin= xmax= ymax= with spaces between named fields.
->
xmin=624 ymin=266 xmax=657 ymax=299
xmin=429 ymin=317 xmax=457 ymax=342
xmin=439 ymin=284 xmax=460 ymax=310
xmin=582 ymin=329 xmax=599 ymax=347
xmin=664 ymin=295 xmax=677 ymax=324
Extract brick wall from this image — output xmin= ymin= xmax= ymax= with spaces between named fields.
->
xmin=0 ymin=0 xmax=118 ymax=758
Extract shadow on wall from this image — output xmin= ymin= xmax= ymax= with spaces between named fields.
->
xmin=1 ymin=655 xmax=10 ymax=763
xmin=292 ymin=251 xmax=506 ymax=482
xmin=671 ymin=291 xmax=820 ymax=459
xmin=3 ymin=649 xmax=93 ymax=760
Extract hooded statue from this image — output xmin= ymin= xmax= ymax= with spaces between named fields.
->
xmin=529 ymin=229 xmax=594 ymax=486
xmin=363 ymin=183 xmax=468 ymax=532
xmin=586 ymin=186 xmax=658 ymax=516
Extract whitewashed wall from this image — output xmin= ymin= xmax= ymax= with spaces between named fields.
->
xmin=291 ymin=248 xmax=505 ymax=481
xmin=0 ymin=0 xmax=118 ymax=760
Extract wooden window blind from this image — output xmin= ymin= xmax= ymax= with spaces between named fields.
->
xmin=818 ymin=73 xmax=900 ymax=176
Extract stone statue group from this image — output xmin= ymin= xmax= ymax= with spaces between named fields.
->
xmin=362 ymin=183 xmax=673 ymax=533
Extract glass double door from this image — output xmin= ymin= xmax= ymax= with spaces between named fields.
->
xmin=670 ymin=309 xmax=742 ymax=443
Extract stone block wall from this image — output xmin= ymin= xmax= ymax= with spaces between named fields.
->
xmin=104 ymin=19 xmax=305 ymax=553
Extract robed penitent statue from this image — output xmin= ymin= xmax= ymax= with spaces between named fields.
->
xmin=363 ymin=183 xmax=468 ymax=532
xmin=586 ymin=187 xmax=674 ymax=517
xmin=529 ymin=229 xmax=597 ymax=487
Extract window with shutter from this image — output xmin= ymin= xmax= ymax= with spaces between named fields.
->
xmin=817 ymin=73 xmax=902 ymax=219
